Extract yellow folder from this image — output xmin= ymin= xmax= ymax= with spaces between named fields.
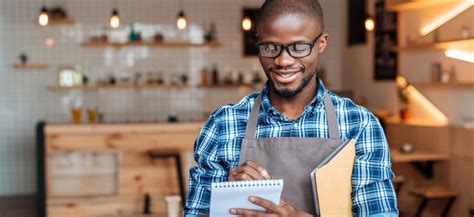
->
xmin=311 ymin=139 xmax=356 ymax=217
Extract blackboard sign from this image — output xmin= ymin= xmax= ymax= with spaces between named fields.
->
xmin=374 ymin=1 xmax=398 ymax=80
xmin=348 ymin=0 xmax=367 ymax=45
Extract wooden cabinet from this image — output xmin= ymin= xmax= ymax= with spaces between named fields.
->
xmin=38 ymin=122 xmax=202 ymax=217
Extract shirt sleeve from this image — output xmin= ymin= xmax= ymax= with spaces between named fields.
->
xmin=183 ymin=112 xmax=228 ymax=216
xmin=351 ymin=113 xmax=399 ymax=216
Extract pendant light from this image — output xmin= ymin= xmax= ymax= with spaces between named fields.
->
xmin=364 ymin=15 xmax=375 ymax=32
xmin=109 ymin=0 xmax=120 ymax=28
xmin=242 ymin=16 xmax=252 ymax=31
xmin=176 ymin=0 xmax=187 ymax=30
xmin=38 ymin=0 xmax=49 ymax=26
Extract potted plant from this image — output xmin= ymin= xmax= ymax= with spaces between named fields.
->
xmin=19 ymin=53 xmax=28 ymax=64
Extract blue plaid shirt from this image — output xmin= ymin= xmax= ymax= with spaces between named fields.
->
xmin=184 ymin=78 xmax=398 ymax=216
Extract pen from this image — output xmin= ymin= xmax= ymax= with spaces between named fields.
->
xmin=261 ymin=169 xmax=271 ymax=180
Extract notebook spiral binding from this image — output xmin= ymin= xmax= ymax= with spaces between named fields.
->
xmin=212 ymin=179 xmax=283 ymax=189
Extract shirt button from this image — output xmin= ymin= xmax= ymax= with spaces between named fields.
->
xmin=293 ymin=123 xmax=298 ymax=128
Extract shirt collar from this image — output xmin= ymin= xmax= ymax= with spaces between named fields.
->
xmin=260 ymin=76 xmax=327 ymax=118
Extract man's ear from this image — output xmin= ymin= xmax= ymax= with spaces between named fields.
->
xmin=318 ymin=33 xmax=329 ymax=54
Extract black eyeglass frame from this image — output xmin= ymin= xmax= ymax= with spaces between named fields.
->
xmin=255 ymin=32 xmax=324 ymax=58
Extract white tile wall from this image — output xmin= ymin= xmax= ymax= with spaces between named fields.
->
xmin=0 ymin=0 xmax=345 ymax=195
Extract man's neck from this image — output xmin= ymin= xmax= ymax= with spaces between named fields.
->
xmin=269 ymin=79 xmax=318 ymax=120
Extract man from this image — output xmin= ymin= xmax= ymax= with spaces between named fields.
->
xmin=184 ymin=0 xmax=398 ymax=216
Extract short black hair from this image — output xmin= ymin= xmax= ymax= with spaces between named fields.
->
xmin=256 ymin=0 xmax=324 ymax=32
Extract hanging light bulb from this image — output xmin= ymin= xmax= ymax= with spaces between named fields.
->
xmin=38 ymin=6 xmax=49 ymax=26
xmin=177 ymin=10 xmax=187 ymax=30
xmin=110 ymin=9 xmax=120 ymax=28
xmin=365 ymin=16 xmax=375 ymax=32
xmin=242 ymin=16 xmax=252 ymax=31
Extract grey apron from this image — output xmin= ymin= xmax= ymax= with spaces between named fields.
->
xmin=238 ymin=92 xmax=342 ymax=215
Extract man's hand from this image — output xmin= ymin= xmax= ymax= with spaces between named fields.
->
xmin=228 ymin=160 xmax=271 ymax=181
xmin=230 ymin=197 xmax=314 ymax=217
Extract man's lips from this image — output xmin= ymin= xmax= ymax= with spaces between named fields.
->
xmin=272 ymin=70 xmax=300 ymax=77
xmin=271 ymin=70 xmax=301 ymax=84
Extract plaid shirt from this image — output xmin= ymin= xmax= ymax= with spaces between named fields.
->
xmin=184 ymin=78 xmax=398 ymax=216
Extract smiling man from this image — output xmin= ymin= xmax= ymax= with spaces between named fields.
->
xmin=184 ymin=0 xmax=398 ymax=216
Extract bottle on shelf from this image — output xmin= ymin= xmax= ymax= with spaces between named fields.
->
xmin=157 ymin=72 xmax=164 ymax=84
xmin=201 ymin=67 xmax=209 ymax=86
xmin=204 ymin=22 xmax=217 ymax=42
xmin=74 ymin=65 xmax=84 ymax=86
xmin=209 ymin=22 xmax=217 ymax=41
xmin=211 ymin=64 xmax=219 ymax=85
xmin=180 ymin=73 xmax=189 ymax=85
xmin=430 ymin=62 xmax=442 ymax=83
xmin=448 ymin=66 xmax=457 ymax=84
xmin=129 ymin=23 xmax=138 ymax=42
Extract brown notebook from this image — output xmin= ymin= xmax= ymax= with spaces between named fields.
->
xmin=311 ymin=139 xmax=356 ymax=217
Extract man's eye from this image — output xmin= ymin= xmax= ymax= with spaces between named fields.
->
xmin=262 ymin=45 xmax=279 ymax=53
xmin=291 ymin=44 xmax=309 ymax=52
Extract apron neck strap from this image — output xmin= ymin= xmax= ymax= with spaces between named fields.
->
xmin=244 ymin=92 xmax=340 ymax=139
xmin=244 ymin=94 xmax=262 ymax=139
xmin=323 ymin=92 xmax=340 ymax=139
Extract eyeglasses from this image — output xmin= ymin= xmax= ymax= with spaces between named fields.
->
xmin=256 ymin=32 xmax=323 ymax=58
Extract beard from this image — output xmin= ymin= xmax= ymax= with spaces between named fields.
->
xmin=268 ymin=70 xmax=316 ymax=98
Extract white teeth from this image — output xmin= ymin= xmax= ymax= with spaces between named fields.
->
xmin=280 ymin=73 xmax=296 ymax=78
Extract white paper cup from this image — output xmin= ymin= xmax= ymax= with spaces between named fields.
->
xmin=165 ymin=195 xmax=181 ymax=217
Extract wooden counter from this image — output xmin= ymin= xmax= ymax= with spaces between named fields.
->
xmin=385 ymin=122 xmax=474 ymax=217
xmin=38 ymin=122 xmax=203 ymax=217
xmin=390 ymin=149 xmax=450 ymax=163
xmin=45 ymin=122 xmax=203 ymax=152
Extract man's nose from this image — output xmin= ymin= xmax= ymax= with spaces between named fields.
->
xmin=274 ymin=48 xmax=296 ymax=67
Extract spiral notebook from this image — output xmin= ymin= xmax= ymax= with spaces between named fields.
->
xmin=210 ymin=179 xmax=284 ymax=217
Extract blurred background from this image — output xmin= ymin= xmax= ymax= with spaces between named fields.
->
xmin=0 ymin=0 xmax=472 ymax=217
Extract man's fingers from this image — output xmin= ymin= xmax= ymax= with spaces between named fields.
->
xmin=242 ymin=161 xmax=271 ymax=178
xmin=235 ymin=173 xmax=252 ymax=181
xmin=229 ymin=208 xmax=276 ymax=217
xmin=235 ymin=165 xmax=265 ymax=180
xmin=228 ymin=161 xmax=273 ymax=181
xmin=279 ymin=198 xmax=288 ymax=206
xmin=249 ymin=196 xmax=282 ymax=214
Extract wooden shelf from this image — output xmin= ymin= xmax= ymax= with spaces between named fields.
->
xmin=412 ymin=82 xmax=474 ymax=89
xmin=198 ymin=84 xmax=257 ymax=89
xmin=82 ymin=40 xmax=222 ymax=48
xmin=386 ymin=0 xmax=465 ymax=11
xmin=398 ymin=37 xmax=474 ymax=51
xmin=47 ymin=84 xmax=192 ymax=91
xmin=385 ymin=117 xmax=449 ymax=127
xmin=14 ymin=63 xmax=49 ymax=69
xmin=47 ymin=83 xmax=258 ymax=91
